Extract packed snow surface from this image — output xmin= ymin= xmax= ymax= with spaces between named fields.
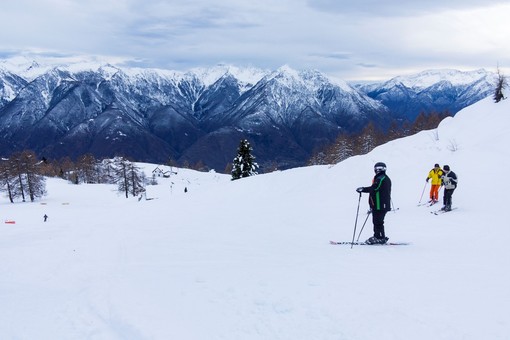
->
xmin=1 ymin=96 xmax=509 ymax=339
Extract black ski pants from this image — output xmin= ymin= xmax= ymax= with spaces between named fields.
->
xmin=372 ymin=210 xmax=387 ymax=239
xmin=443 ymin=188 xmax=455 ymax=207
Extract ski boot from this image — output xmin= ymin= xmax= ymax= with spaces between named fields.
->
xmin=365 ymin=236 xmax=389 ymax=245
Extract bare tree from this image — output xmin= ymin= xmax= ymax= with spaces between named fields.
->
xmin=494 ymin=66 xmax=507 ymax=103
xmin=19 ymin=150 xmax=46 ymax=202
xmin=353 ymin=122 xmax=382 ymax=155
xmin=0 ymin=158 xmax=16 ymax=203
xmin=113 ymin=157 xmax=145 ymax=198
xmin=98 ymin=158 xmax=116 ymax=184
xmin=76 ymin=153 xmax=100 ymax=184
xmin=331 ymin=134 xmax=355 ymax=163
xmin=410 ymin=112 xmax=429 ymax=135
xmin=128 ymin=162 xmax=145 ymax=197
xmin=3 ymin=151 xmax=46 ymax=202
xmin=57 ymin=156 xmax=76 ymax=181
xmin=113 ymin=157 xmax=130 ymax=198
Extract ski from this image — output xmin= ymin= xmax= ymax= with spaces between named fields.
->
xmin=431 ymin=207 xmax=457 ymax=215
xmin=329 ymin=240 xmax=410 ymax=246
xmin=417 ymin=201 xmax=438 ymax=207
xmin=418 ymin=201 xmax=438 ymax=207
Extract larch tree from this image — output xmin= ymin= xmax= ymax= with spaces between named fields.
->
xmin=1 ymin=150 xmax=46 ymax=202
xmin=494 ymin=66 xmax=507 ymax=103
xmin=113 ymin=157 xmax=145 ymax=198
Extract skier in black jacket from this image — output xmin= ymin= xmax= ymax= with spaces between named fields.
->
xmin=356 ymin=162 xmax=392 ymax=244
xmin=440 ymin=165 xmax=458 ymax=211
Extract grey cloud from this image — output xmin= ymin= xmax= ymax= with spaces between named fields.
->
xmin=1 ymin=0 xmax=508 ymax=81
xmin=310 ymin=52 xmax=352 ymax=60
xmin=357 ymin=62 xmax=378 ymax=69
xmin=306 ymin=0 xmax=508 ymax=16
xmin=123 ymin=5 xmax=259 ymax=43
xmin=0 ymin=50 xmax=20 ymax=59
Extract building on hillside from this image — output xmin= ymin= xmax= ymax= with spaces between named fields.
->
xmin=152 ymin=166 xmax=177 ymax=178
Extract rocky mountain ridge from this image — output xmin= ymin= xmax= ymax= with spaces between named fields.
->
xmin=0 ymin=60 xmax=495 ymax=171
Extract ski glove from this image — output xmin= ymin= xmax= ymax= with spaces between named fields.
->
xmin=356 ymin=187 xmax=364 ymax=193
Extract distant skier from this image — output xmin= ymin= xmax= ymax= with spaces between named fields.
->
xmin=440 ymin=165 xmax=458 ymax=211
xmin=426 ymin=164 xmax=443 ymax=204
xmin=356 ymin=162 xmax=392 ymax=244
xmin=44 ymin=214 xmax=48 ymax=222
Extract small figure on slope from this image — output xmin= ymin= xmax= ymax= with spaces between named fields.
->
xmin=441 ymin=165 xmax=458 ymax=212
xmin=426 ymin=164 xmax=443 ymax=204
xmin=356 ymin=162 xmax=392 ymax=245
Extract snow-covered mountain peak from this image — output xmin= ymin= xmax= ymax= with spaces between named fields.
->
xmin=0 ymin=54 xmax=135 ymax=81
xmin=272 ymin=65 xmax=302 ymax=83
xmin=276 ymin=64 xmax=299 ymax=75
xmin=265 ymin=66 xmax=356 ymax=96
xmin=95 ymin=64 xmax=121 ymax=80
xmin=0 ymin=56 xmax=53 ymax=80
xmin=301 ymin=69 xmax=355 ymax=93
xmin=388 ymin=68 xmax=494 ymax=89
xmin=265 ymin=66 xmax=320 ymax=93
xmin=190 ymin=64 xmax=268 ymax=88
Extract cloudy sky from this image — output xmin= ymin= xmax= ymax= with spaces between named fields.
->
xmin=0 ymin=0 xmax=509 ymax=81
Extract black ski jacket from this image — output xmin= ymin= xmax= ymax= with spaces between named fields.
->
xmin=442 ymin=171 xmax=458 ymax=190
xmin=361 ymin=172 xmax=392 ymax=212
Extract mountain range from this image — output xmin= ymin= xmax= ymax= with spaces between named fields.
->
xmin=0 ymin=59 xmax=496 ymax=171
xmin=354 ymin=69 xmax=496 ymax=120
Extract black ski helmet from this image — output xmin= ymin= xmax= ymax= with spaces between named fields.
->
xmin=443 ymin=165 xmax=450 ymax=171
xmin=374 ymin=162 xmax=386 ymax=173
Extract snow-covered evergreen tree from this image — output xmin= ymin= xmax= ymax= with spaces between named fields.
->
xmin=231 ymin=139 xmax=258 ymax=180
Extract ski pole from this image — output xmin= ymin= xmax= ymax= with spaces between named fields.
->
xmin=419 ymin=181 xmax=427 ymax=203
xmin=391 ymin=198 xmax=399 ymax=212
xmin=356 ymin=210 xmax=371 ymax=242
xmin=351 ymin=192 xmax=362 ymax=248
